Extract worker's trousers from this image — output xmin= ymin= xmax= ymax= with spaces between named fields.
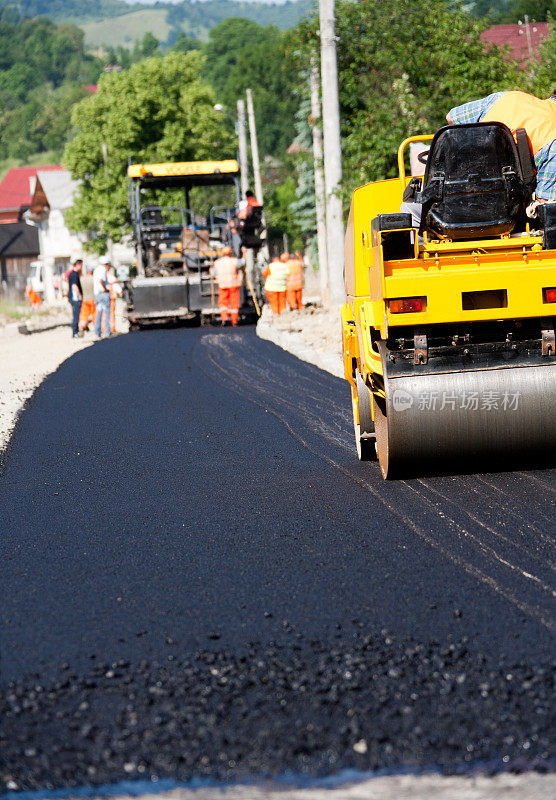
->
xmin=79 ymin=300 xmax=95 ymax=330
xmin=219 ymin=286 xmax=240 ymax=325
xmin=69 ymin=299 xmax=82 ymax=336
xmin=286 ymin=288 xmax=303 ymax=310
xmin=94 ymin=292 xmax=111 ymax=336
xmin=266 ymin=290 xmax=286 ymax=315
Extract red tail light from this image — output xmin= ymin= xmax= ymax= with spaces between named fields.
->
xmin=544 ymin=288 xmax=556 ymax=303
xmin=389 ymin=297 xmax=424 ymax=313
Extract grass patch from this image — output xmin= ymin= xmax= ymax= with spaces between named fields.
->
xmin=81 ymin=9 xmax=171 ymax=48
xmin=0 ymin=300 xmax=31 ymax=320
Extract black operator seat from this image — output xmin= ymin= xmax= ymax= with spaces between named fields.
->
xmin=142 ymin=205 xmax=165 ymax=229
xmin=417 ymin=122 xmax=536 ymax=240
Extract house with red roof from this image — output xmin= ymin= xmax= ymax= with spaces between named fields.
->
xmin=481 ymin=22 xmax=549 ymax=66
xmin=0 ymin=165 xmax=84 ymax=298
xmin=0 ymin=164 xmax=64 ymax=224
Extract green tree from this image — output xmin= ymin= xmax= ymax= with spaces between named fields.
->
xmin=133 ymin=31 xmax=161 ymax=61
xmin=172 ymin=32 xmax=201 ymax=55
xmin=30 ymin=83 xmax=88 ymax=152
xmin=265 ymin=174 xmax=303 ymax=253
xmin=501 ymin=1 xmax=555 ymax=22
xmin=522 ymin=19 xmax=556 ymax=95
xmin=64 ymin=51 xmax=234 ymax=249
xmin=288 ymin=87 xmax=317 ymax=251
xmin=291 ymin=0 xmax=520 ymax=201
xmin=0 ymin=12 xmax=102 ymax=158
xmin=203 ymin=18 xmax=298 ymax=156
xmin=204 ymin=18 xmax=262 ymax=91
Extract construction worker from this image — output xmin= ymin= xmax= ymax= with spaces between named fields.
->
xmin=67 ymin=259 xmax=83 ymax=338
xmin=212 ymin=245 xmax=244 ymax=326
xmin=107 ymin=266 xmax=123 ymax=333
xmin=93 ymin=256 xmax=112 ymax=338
xmin=286 ymin=251 xmax=304 ymax=311
xmin=237 ymin=189 xmax=261 ymax=221
xmin=79 ymin=264 xmax=95 ymax=332
xmin=262 ymin=254 xmax=289 ymax=315
xmin=25 ymin=283 xmax=41 ymax=311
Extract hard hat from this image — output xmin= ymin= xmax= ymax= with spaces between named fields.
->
xmin=221 ymin=245 xmax=232 ymax=255
xmin=280 ymin=252 xmax=289 ymax=262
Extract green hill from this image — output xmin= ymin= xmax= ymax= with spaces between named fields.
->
xmin=0 ymin=0 xmax=313 ymax=47
xmin=81 ymin=9 xmax=171 ymax=48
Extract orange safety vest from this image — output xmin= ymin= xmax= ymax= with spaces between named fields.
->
xmin=483 ymin=91 xmax=556 ymax=156
xmin=213 ymin=255 xmax=242 ymax=289
xmin=286 ymin=258 xmax=303 ymax=290
xmin=238 ymin=196 xmax=261 ymax=220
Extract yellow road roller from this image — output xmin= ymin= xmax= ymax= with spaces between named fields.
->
xmin=342 ymin=122 xmax=556 ymax=478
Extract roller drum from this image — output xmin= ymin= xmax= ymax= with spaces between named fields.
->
xmin=374 ymin=362 xmax=556 ymax=479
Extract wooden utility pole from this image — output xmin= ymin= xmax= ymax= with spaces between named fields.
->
xmin=236 ymin=99 xmax=249 ymax=198
xmin=319 ymin=0 xmax=345 ymax=306
xmin=310 ymin=62 xmax=329 ymax=306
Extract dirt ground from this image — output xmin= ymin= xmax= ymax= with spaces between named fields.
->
xmin=256 ymin=303 xmax=343 ymax=378
xmin=65 ymin=772 xmax=555 ymax=800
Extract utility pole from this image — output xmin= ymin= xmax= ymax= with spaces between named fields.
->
xmin=246 ymin=88 xmax=269 ymax=260
xmin=246 ymin=89 xmax=263 ymax=204
xmin=523 ymin=15 xmax=534 ymax=63
xmin=102 ymin=141 xmax=114 ymax=264
xmin=236 ymin=99 xmax=249 ymax=198
xmin=310 ymin=62 xmax=329 ymax=307
xmin=319 ymin=0 xmax=344 ymax=306
xmin=237 ymin=98 xmax=255 ymax=290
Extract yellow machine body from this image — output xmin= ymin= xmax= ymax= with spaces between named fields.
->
xmin=342 ymin=135 xmax=556 ymax=477
xmin=128 ymin=160 xmax=239 ymax=180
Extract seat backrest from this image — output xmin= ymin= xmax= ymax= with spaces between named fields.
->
xmin=142 ymin=205 xmax=164 ymax=228
xmin=419 ymin=122 xmax=528 ymax=240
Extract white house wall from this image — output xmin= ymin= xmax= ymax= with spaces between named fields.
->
xmin=38 ymin=209 xmax=84 ymax=262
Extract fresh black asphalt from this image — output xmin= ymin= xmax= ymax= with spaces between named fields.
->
xmin=0 ymin=327 xmax=554 ymax=792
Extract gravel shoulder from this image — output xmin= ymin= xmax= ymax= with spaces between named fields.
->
xmin=64 ymin=772 xmax=556 ymax=800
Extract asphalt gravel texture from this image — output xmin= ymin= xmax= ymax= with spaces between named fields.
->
xmin=0 ymin=326 xmax=554 ymax=794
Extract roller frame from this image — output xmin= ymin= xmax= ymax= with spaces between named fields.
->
xmin=373 ymin=336 xmax=556 ymax=478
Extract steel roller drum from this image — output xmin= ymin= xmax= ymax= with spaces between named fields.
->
xmin=374 ymin=361 xmax=556 ymax=479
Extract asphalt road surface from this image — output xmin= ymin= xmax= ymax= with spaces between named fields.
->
xmin=0 ymin=327 xmax=554 ymax=794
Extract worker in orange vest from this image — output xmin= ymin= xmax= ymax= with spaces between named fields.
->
xmin=107 ymin=266 xmax=123 ymax=333
xmin=78 ymin=264 xmax=96 ymax=332
xmin=25 ymin=283 xmax=41 ymax=311
xmin=286 ymin=252 xmax=304 ymax=310
xmin=237 ymin=190 xmax=261 ymax=220
xmin=212 ymin=245 xmax=244 ymax=325
xmin=262 ymin=253 xmax=289 ymax=315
